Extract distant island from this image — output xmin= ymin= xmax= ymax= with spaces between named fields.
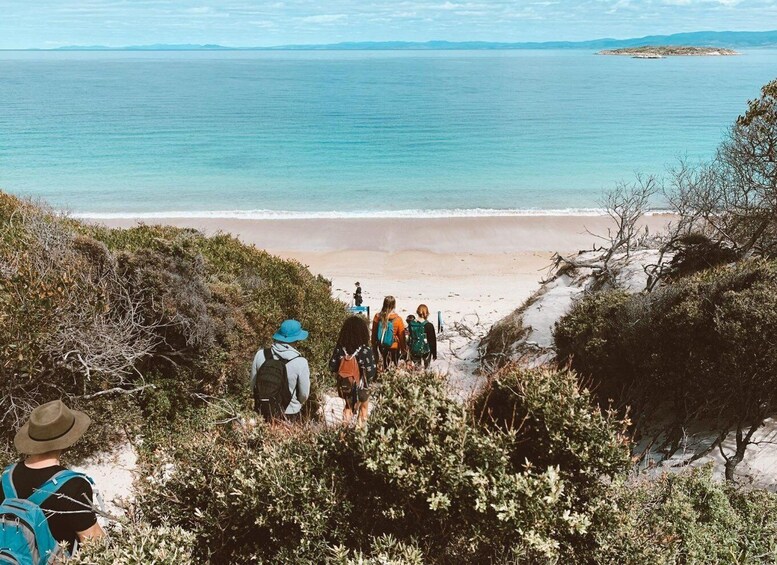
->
xmin=599 ymin=45 xmax=739 ymax=57
xmin=22 ymin=29 xmax=777 ymax=51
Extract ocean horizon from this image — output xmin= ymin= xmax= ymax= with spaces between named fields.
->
xmin=1 ymin=49 xmax=775 ymax=215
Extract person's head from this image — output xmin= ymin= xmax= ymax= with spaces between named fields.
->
xmin=380 ymin=295 xmax=396 ymax=324
xmin=416 ymin=304 xmax=430 ymax=320
xmin=337 ymin=315 xmax=370 ymax=353
xmin=406 ymin=314 xmax=416 ymax=325
xmin=272 ymin=319 xmax=309 ymax=345
xmin=355 ymin=281 xmax=361 ymax=287
xmin=14 ymin=399 xmax=90 ymax=457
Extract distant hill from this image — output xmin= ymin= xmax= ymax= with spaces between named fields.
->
xmin=45 ymin=30 xmax=777 ymax=51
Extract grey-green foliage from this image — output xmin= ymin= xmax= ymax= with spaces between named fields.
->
xmin=554 ymin=259 xmax=777 ymax=465
xmin=136 ymin=368 xmax=631 ymax=564
xmin=592 ymin=466 xmax=777 ymax=565
xmin=69 ymin=521 xmax=196 ymax=565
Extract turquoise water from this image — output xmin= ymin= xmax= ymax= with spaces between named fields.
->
xmin=0 ymin=50 xmax=775 ymax=216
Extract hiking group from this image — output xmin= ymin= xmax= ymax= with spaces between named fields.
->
xmin=0 ymin=295 xmax=436 ymax=563
xmin=251 ymin=295 xmax=437 ymax=426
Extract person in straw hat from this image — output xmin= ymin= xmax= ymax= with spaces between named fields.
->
xmin=1 ymin=399 xmax=105 ymax=554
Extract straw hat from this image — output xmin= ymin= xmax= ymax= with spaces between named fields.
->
xmin=14 ymin=400 xmax=91 ymax=455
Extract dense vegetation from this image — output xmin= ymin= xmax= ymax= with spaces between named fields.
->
xmin=0 ymin=192 xmax=347 ymax=460
xmin=555 ymin=259 xmax=777 ymax=477
xmin=64 ymin=368 xmax=777 ymax=564
xmin=4 ymin=78 xmax=777 ymax=564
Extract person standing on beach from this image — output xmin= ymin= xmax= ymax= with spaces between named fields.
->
xmin=329 ymin=316 xmax=377 ymax=425
xmin=251 ymin=319 xmax=311 ymax=423
xmin=408 ymin=304 xmax=438 ymax=369
xmin=1 ymin=400 xmax=104 ymax=561
xmin=371 ymin=296 xmax=406 ymax=370
xmin=353 ymin=282 xmax=363 ymax=307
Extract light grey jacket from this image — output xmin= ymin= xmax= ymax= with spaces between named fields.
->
xmin=250 ymin=343 xmax=310 ymax=415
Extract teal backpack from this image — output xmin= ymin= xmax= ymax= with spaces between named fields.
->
xmin=409 ymin=320 xmax=431 ymax=357
xmin=1 ymin=464 xmax=92 ymax=565
xmin=377 ymin=317 xmax=395 ymax=348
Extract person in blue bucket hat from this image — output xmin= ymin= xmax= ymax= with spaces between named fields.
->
xmin=251 ymin=319 xmax=311 ymax=423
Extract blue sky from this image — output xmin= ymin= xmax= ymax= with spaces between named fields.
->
xmin=1 ymin=0 xmax=775 ymax=48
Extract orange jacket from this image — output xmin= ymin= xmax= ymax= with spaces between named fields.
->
xmin=372 ymin=312 xmax=406 ymax=351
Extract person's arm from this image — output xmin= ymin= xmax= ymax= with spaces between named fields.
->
xmin=396 ymin=317 xmax=406 ymax=351
xmin=249 ymin=350 xmax=263 ymax=390
xmin=362 ymin=348 xmax=377 ymax=382
xmin=295 ymin=359 xmax=311 ymax=404
xmin=328 ymin=347 xmax=341 ymax=373
xmin=426 ymin=322 xmax=437 ymax=359
xmin=77 ymin=522 xmax=105 ymax=542
xmin=63 ymin=478 xmax=103 ymax=544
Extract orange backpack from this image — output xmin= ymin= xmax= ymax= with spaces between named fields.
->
xmin=338 ymin=349 xmax=362 ymax=385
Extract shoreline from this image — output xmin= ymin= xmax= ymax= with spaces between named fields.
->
xmin=94 ymin=214 xmax=673 ymax=254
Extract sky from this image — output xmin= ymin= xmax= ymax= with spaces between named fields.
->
xmin=0 ymin=0 xmax=776 ymax=49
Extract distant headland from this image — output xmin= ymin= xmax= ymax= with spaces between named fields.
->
xmin=14 ymin=29 xmax=777 ymax=51
xmin=599 ymin=46 xmax=739 ymax=57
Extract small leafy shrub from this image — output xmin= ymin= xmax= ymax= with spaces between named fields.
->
xmin=472 ymin=366 xmax=631 ymax=500
xmin=139 ymin=370 xmax=628 ymax=563
xmin=70 ymin=520 xmax=196 ymax=564
xmin=136 ymin=421 xmax=348 ymax=563
xmin=590 ymin=466 xmax=777 ymax=564
xmin=663 ymin=233 xmax=738 ymax=280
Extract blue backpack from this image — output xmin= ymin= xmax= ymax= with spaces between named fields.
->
xmin=0 ymin=464 xmax=92 ymax=565
xmin=377 ymin=317 xmax=395 ymax=348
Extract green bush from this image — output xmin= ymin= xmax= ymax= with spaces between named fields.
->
xmin=137 ymin=370 xmax=630 ymax=563
xmin=554 ymin=260 xmax=777 ymax=472
xmin=70 ymin=520 xmax=196 ymax=564
xmin=591 ymin=467 xmax=777 ymax=564
xmin=0 ymin=192 xmax=347 ymax=458
xmin=472 ymin=366 xmax=631 ymax=500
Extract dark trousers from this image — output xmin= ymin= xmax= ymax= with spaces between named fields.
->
xmin=412 ymin=353 xmax=433 ymax=368
xmin=379 ymin=346 xmax=400 ymax=370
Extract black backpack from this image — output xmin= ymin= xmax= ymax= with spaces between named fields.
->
xmin=254 ymin=348 xmax=295 ymax=421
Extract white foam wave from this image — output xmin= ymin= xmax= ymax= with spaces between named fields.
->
xmin=72 ymin=207 xmax=671 ymax=220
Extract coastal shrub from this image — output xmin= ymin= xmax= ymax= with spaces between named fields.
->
xmin=590 ymin=467 xmax=777 ymax=564
xmin=70 ymin=520 xmax=196 ymax=564
xmin=0 ymin=192 xmax=347 ymax=458
xmin=554 ymin=259 xmax=777 ymax=475
xmin=335 ymin=370 xmax=589 ymax=563
xmin=136 ymin=370 xmax=626 ymax=563
xmin=136 ymin=420 xmax=348 ymax=563
xmin=472 ymin=366 xmax=631 ymax=500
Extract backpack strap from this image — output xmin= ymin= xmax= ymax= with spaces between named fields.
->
xmin=27 ymin=470 xmax=93 ymax=507
xmin=1 ymin=464 xmax=18 ymax=499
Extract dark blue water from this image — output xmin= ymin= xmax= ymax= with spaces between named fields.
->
xmin=0 ymin=50 xmax=775 ymax=216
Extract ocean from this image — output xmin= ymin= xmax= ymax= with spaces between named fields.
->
xmin=0 ymin=49 xmax=775 ymax=217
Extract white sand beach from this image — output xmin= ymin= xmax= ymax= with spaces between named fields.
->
xmin=98 ymin=214 xmax=672 ymax=326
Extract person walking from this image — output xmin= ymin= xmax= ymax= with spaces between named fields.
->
xmin=329 ymin=316 xmax=377 ymax=425
xmin=353 ymin=282 xmax=363 ymax=307
xmin=1 ymin=400 xmax=104 ymax=561
xmin=371 ymin=296 xmax=406 ymax=370
xmin=251 ymin=319 xmax=311 ymax=423
xmin=408 ymin=304 xmax=438 ymax=369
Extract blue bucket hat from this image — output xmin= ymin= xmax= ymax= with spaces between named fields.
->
xmin=273 ymin=319 xmax=309 ymax=343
